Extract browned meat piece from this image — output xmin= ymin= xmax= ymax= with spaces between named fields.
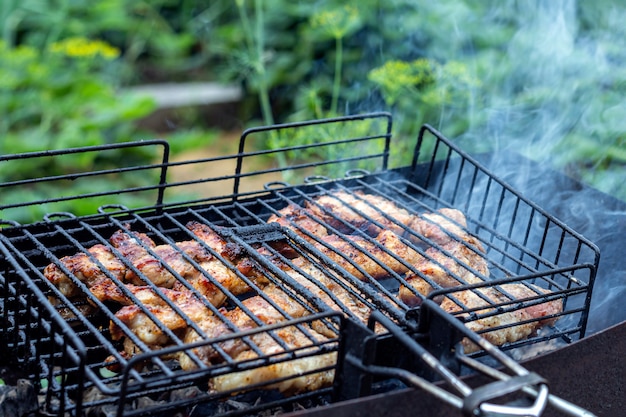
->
xmin=185 ymin=221 xmax=229 ymax=255
xmin=44 ymin=228 xmax=216 ymax=299
xmin=43 ymin=244 xmax=126 ymax=298
xmin=312 ymin=230 xmax=422 ymax=280
xmin=224 ymin=285 xmax=310 ymax=330
xmin=171 ymin=257 xmax=248 ymax=307
xmin=407 ymin=208 xmax=469 ymax=246
xmin=440 ymin=283 xmax=563 ymax=353
xmin=87 ymin=248 xmax=246 ymax=309
xmin=397 ymin=232 xmax=563 ymax=353
xmin=267 ymin=204 xmax=330 ymax=239
xmin=305 ymin=190 xmax=413 ymax=236
xmin=186 ymin=221 xmax=264 ymax=270
xmin=90 ymin=281 xmax=201 ymax=307
xmin=186 ymin=221 xmax=272 ymax=293
xmin=208 ymin=326 xmax=336 ymax=394
xmin=112 ymin=303 xmax=189 ymax=346
xmin=179 ymin=284 xmax=312 ymax=368
xmin=398 ymin=236 xmax=488 ymax=306
xmin=109 ymin=228 xmax=156 ymax=257
xmin=286 ymin=257 xmax=389 ymax=334
xmin=110 ymin=229 xmax=214 ymax=288
xmin=110 ymin=286 xmax=218 ymax=347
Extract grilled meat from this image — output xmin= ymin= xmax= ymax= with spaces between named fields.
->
xmin=272 ymin=191 xmax=563 ymax=352
xmin=109 ymin=286 xmax=216 ymax=347
xmin=407 ymin=208 xmax=469 ymax=246
xmin=398 ymin=235 xmax=562 ymax=353
xmin=302 ymin=191 xmax=467 ymax=247
xmin=266 ymin=204 xmax=330 ymax=240
xmin=286 ymin=257 xmax=373 ymax=326
xmin=398 ymin=236 xmax=488 ymax=306
xmin=179 ymin=284 xmax=313 ymax=369
xmin=44 ymin=243 xmax=126 ymax=299
xmin=44 ymin=189 xmax=566 ymax=394
xmin=185 ymin=221 xmax=271 ymax=297
xmin=311 ymin=229 xmax=422 ymax=280
xmin=208 ymin=326 xmax=336 ymax=394
xmin=110 ymin=228 xmax=214 ymax=288
xmin=269 ymin=193 xmax=472 ymax=282
xmin=269 ymin=200 xmax=421 ymax=280
xmin=304 ymin=190 xmax=413 ymax=236
xmin=44 ymin=222 xmax=267 ymax=309
xmin=440 ymin=283 xmax=563 ymax=353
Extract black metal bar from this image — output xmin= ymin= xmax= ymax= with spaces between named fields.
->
xmin=233 ymin=112 xmax=393 ymax=197
xmin=0 ymin=113 xmax=602 ymax=417
xmin=0 ymin=140 xmax=171 ymax=218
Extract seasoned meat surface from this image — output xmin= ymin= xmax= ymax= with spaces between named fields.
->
xmin=208 ymin=326 xmax=337 ymax=394
xmin=43 ymin=189 xmax=565 ymax=394
xmin=267 ymin=204 xmax=330 ymax=239
xmin=43 ymin=244 xmax=126 ymax=299
xmin=398 ymin=235 xmax=489 ymax=306
xmin=305 ymin=190 xmax=413 ymax=236
xmin=440 ymin=283 xmax=563 ymax=352
xmin=311 ymin=230 xmax=421 ymax=280
xmin=110 ymin=228 xmax=214 ymax=288
xmin=408 ymin=208 xmax=468 ymax=246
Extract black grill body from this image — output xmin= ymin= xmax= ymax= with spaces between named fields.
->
xmin=0 ymin=113 xmax=599 ymax=416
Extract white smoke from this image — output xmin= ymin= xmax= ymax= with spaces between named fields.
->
xmin=367 ymin=0 xmax=626 ymax=333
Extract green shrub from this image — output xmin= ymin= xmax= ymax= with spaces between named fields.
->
xmin=0 ymin=38 xmax=156 ymax=155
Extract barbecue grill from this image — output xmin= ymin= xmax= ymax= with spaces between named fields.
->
xmin=0 ymin=113 xmax=603 ymax=417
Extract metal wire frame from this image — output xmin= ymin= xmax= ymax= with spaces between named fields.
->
xmin=0 ymin=112 xmax=600 ymax=417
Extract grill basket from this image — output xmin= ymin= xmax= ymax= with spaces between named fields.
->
xmin=0 ymin=113 xmax=599 ymax=417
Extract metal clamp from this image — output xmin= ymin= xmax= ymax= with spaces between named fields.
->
xmin=462 ymin=372 xmax=548 ymax=417
xmin=354 ymin=306 xmax=595 ymax=417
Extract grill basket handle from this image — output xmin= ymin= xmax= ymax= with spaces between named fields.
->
xmin=462 ymin=372 xmax=548 ymax=417
xmin=356 ymin=306 xmax=594 ymax=417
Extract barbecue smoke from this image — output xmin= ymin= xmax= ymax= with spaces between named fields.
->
xmin=462 ymin=1 xmax=626 ymax=334
xmin=357 ymin=0 xmax=626 ymax=334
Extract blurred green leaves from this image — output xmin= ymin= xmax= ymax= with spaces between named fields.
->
xmin=2 ymin=0 xmax=626 ymax=214
xmin=0 ymin=39 xmax=156 ymax=155
xmin=1 ymin=0 xmax=209 ymax=80
xmin=0 ymin=37 xmax=159 ymax=223
xmin=309 ymin=5 xmax=362 ymax=41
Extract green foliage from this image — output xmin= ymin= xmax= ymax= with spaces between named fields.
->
xmin=367 ymin=58 xmax=480 ymax=154
xmin=0 ymin=37 xmax=161 ymax=223
xmin=0 ymin=39 xmax=156 ymax=155
xmin=1 ymin=0 xmax=206 ymax=80
xmin=164 ymin=128 xmax=219 ymax=155
xmin=2 ymin=0 xmax=625 ymax=212
xmin=309 ymin=5 xmax=362 ymax=41
xmin=181 ymin=0 xmax=626 ymax=200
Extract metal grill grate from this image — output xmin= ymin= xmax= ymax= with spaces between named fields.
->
xmin=0 ymin=113 xmax=599 ymax=417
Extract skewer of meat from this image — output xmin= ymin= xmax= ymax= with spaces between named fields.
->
xmin=44 ymin=189 xmax=566 ymax=392
xmin=107 ymin=254 xmax=371 ymax=393
xmin=439 ymin=283 xmax=563 ymax=353
xmin=272 ymin=190 xmax=564 ymax=352
xmin=44 ymin=222 xmax=267 ymax=308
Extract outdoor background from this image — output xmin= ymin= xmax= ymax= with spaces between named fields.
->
xmin=1 ymin=0 xmax=625 ymax=223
